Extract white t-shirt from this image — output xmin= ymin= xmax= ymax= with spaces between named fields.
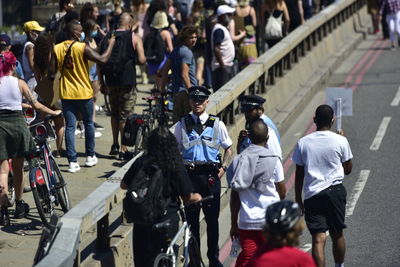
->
xmin=292 ymin=131 xmax=353 ymax=200
xmin=238 ymin=160 xmax=284 ymax=230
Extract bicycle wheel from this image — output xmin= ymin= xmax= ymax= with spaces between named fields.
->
xmin=153 ymin=253 xmax=173 ymax=267
xmin=50 ymin=157 xmax=71 ymax=212
xmin=30 ymin=167 xmax=52 ymax=226
xmin=188 ymin=236 xmax=205 ymax=267
xmin=134 ymin=126 xmax=148 ymax=155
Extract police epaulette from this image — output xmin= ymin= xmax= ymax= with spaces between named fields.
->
xmin=205 ymin=115 xmax=217 ymax=127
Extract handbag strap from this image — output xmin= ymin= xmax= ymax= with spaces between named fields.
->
xmin=59 ymin=41 xmax=76 ymax=79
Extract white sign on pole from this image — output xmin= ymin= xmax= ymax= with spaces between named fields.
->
xmin=326 ymin=87 xmax=353 ymax=131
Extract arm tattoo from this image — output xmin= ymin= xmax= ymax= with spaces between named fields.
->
xmin=26 ymin=90 xmax=38 ymax=105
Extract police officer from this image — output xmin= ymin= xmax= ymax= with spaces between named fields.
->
xmin=174 ymin=86 xmax=233 ymax=267
xmin=237 ymin=95 xmax=282 ymax=158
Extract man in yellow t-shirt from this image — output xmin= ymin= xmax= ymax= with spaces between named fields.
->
xmin=54 ymin=20 xmax=115 ymax=173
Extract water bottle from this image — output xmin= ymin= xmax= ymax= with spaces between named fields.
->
xmin=230 ymin=237 xmax=241 ymax=258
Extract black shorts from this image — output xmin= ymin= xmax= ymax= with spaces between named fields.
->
xmin=304 ymin=184 xmax=347 ymax=235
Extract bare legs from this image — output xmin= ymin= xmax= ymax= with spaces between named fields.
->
xmin=312 ymin=230 xmax=346 ymax=267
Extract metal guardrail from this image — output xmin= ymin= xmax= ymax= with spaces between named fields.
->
xmin=35 ymin=0 xmax=367 ymax=265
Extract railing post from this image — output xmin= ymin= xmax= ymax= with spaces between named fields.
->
xmin=96 ymin=214 xmax=110 ymax=250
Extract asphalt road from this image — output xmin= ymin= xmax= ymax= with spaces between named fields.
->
xmin=222 ymin=35 xmax=400 ymax=267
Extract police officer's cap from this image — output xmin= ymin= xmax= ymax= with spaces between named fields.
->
xmin=188 ymin=86 xmax=211 ymax=100
xmin=240 ymin=95 xmax=266 ymax=111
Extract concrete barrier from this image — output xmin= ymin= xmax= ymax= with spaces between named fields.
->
xmin=35 ymin=1 xmax=368 ymax=266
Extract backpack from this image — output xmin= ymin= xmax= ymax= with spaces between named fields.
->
xmin=122 ymin=114 xmax=144 ymax=147
xmin=46 ymin=14 xmax=63 ymax=33
xmin=100 ymin=30 xmax=136 ymax=86
xmin=265 ymin=11 xmax=283 ymax=40
xmin=144 ymin=28 xmax=165 ymax=64
xmin=123 ymin=162 xmax=170 ymax=225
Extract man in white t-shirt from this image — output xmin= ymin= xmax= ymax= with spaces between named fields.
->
xmin=292 ymin=104 xmax=353 ymax=267
xmin=228 ymin=119 xmax=286 ymax=267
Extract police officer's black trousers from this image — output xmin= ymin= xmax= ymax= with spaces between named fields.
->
xmin=186 ymin=171 xmax=221 ymax=266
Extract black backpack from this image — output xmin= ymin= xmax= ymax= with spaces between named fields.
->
xmin=144 ymin=28 xmax=165 ymax=64
xmin=123 ymin=163 xmax=170 ymax=225
xmin=122 ymin=114 xmax=144 ymax=146
xmin=100 ymin=30 xmax=136 ymax=86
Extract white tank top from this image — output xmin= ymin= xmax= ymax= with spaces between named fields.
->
xmin=0 ymin=76 xmax=23 ymax=111
xmin=22 ymin=41 xmax=36 ymax=87
xmin=211 ymin=23 xmax=235 ymax=71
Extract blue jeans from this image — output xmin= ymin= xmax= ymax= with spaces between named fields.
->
xmin=62 ymin=99 xmax=95 ymax=162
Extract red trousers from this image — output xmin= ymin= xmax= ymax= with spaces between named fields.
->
xmin=235 ymin=229 xmax=266 ymax=267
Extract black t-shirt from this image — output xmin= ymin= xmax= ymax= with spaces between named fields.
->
xmin=122 ymin=155 xmax=194 ymax=213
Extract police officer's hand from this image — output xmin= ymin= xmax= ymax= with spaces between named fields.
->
xmin=238 ymin=130 xmax=248 ymax=144
xmin=218 ymin=167 xmax=225 ymax=179
xmin=337 ymin=129 xmax=345 ymax=136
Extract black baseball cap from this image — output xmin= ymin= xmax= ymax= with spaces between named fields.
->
xmin=0 ymin=34 xmax=11 ymax=47
xmin=240 ymin=95 xmax=266 ymax=111
xmin=188 ymin=86 xmax=211 ymax=101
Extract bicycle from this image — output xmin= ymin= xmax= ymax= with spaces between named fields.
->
xmin=26 ymin=114 xmax=71 ymax=226
xmin=152 ymin=196 xmax=213 ymax=267
xmin=133 ymin=91 xmax=172 ymax=154
xmin=33 ymin=213 xmax=61 ymax=264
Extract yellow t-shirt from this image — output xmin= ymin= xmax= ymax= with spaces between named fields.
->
xmin=54 ymin=41 xmax=93 ymax=100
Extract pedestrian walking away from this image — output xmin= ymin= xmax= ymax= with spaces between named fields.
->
xmin=174 ymin=86 xmax=233 ymax=267
xmin=121 ymin=126 xmax=201 ymax=267
xmin=99 ymin=12 xmax=146 ymax=160
xmin=292 ymin=104 xmax=353 ymax=267
xmin=228 ymin=119 xmax=286 ymax=267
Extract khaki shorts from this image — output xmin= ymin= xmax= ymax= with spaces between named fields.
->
xmin=109 ymin=86 xmax=137 ymax=121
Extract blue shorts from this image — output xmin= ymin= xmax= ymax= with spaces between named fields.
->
xmin=89 ymin=64 xmax=98 ymax=82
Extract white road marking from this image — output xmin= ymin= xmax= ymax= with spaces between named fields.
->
xmin=346 ymin=170 xmax=371 ymax=217
xmin=390 ymin=86 xmax=400 ymax=106
xmin=369 ymin=117 xmax=391 ymax=151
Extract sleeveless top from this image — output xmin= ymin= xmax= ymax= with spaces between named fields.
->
xmin=22 ymin=41 xmax=37 ymax=89
xmin=211 ymin=23 xmax=235 ymax=70
xmin=0 ymin=76 xmax=22 ymax=111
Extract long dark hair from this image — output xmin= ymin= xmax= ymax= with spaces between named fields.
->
xmin=145 ymin=126 xmax=182 ymax=174
xmin=34 ymin=33 xmax=55 ymax=76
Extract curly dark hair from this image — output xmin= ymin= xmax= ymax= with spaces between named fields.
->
xmin=145 ymin=126 xmax=183 ymax=174
xmin=178 ymin=25 xmax=198 ymax=44
xmin=34 ymin=33 xmax=55 ymax=76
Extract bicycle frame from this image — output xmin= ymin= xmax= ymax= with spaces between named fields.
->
xmin=161 ymin=220 xmax=191 ymax=267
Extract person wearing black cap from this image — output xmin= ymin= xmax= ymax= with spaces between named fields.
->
xmin=238 ymin=95 xmax=281 ymax=158
xmin=0 ymin=34 xmax=24 ymax=80
xmin=248 ymin=200 xmax=316 ymax=266
xmin=174 ymin=86 xmax=233 ymax=267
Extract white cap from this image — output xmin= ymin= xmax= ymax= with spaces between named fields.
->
xmin=217 ymin=5 xmax=236 ymax=16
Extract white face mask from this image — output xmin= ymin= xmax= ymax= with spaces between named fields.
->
xmin=80 ymin=32 xmax=85 ymax=42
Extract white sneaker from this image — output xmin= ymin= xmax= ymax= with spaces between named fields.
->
xmin=68 ymin=162 xmax=81 ymax=173
xmin=85 ymin=155 xmax=98 ymax=167
xmin=95 ymin=131 xmax=102 ymax=138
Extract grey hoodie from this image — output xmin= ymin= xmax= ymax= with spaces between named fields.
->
xmin=228 ymin=144 xmax=279 ymax=193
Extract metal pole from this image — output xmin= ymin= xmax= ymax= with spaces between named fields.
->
xmin=336 ymin=98 xmax=342 ymax=131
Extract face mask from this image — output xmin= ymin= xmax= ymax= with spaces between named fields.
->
xmin=90 ymin=30 xmax=98 ymax=38
xmin=80 ymin=32 xmax=85 ymax=42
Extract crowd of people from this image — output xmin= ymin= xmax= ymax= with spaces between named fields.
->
xmin=0 ymin=0 xmax=357 ymax=266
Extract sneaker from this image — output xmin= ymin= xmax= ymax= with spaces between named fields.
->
xmin=109 ymin=144 xmax=120 ymax=155
xmin=14 ymin=200 xmax=29 ymax=219
xmin=85 ymin=155 xmax=98 ymax=167
xmin=95 ymin=131 xmax=102 ymax=138
xmin=94 ymin=122 xmax=105 ymax=130
xmin=68 ymin=161 xmax=81 ymax=173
